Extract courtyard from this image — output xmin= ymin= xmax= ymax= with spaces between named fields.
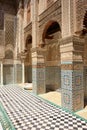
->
xmin=0 ymin=85 xmax=87 ymax=130
xmin=0 ymin=0 xmax=87 ymax=129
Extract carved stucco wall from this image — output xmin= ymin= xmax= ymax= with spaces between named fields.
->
xmin=39 ymin=0 xmax=61 ymax=44
xmin=0 ymin=1 xmax=17 ymax=85
xmin=0 ymin=0 xmax=17 ymax=60
xmin=76 ymin=0 xmax=87 ymax=31
xmin=5 ymin=17 xmax=15 ymax=46
xmin=4 ymin=14 xmax=16 ymax=58
xmin=0 ymin=10 xmax=4 ymax=30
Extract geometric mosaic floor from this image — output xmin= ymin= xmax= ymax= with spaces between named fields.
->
xmin=0 ymin=85 xmax=87 ymax=130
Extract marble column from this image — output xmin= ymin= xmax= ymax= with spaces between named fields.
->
xmin=1 ymin=61 xmax=3 ymax=85
xmin=22 ymin=61 xmax=25 ymax=83
xmin=60 ymin=36 xmax=84 ymax=111
xmin=20 ymin=52 xmax=27 ymax=84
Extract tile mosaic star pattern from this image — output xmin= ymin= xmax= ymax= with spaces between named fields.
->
xmin=0 ymin=85 xmax=87 ymax=130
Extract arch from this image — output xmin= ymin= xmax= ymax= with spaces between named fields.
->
xmin=42 ymin=21 xmax=61 ymax=92
xmin=42 ymin=20 xmax=61 ymax=43
xmin=25 ymin=34 xmax=32 ymax=83
xmin=82 ymin=10 xmax=87 ymax=35
xmin=25 ymin=34 xmax=32 ymax=48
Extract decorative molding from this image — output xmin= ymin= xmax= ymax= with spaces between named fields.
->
xmin=24 ymin=22 xmax=32 ymax=33
xmin=61 ymin=63 xmax=83 ymax=70
xmin=5 ymin=44 xmax=14 ymax=52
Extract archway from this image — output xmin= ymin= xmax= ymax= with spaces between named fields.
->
xmin=83 ymin=10 xmax=87 ymax=105
xmin=42 ymin=20 xmax=61 ymax=92
xmin=25 ymin=34 xmax=32 ymax=83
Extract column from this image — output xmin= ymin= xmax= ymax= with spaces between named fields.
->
xmin=60 ymin=36 xmax=84 ymax=111
xmin=14 ymin=63 xmax=17 ymax=84
xmin=22 ymin=61 xmax=25 ymax=83
xmin=1 ymin=61 xmax=3 ymax=85
xmin=20 ymin=51 xmax=27 ymax=84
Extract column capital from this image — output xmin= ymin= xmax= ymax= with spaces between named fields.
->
xmin=31 ymin=47 xmax=46 ymax=67
xmin=60 ymin=35 xmax=85 ymax=63
xmin=18 ymin=8 xmax=24 ymax=16
xmin=59 ymin=35 xmax=85 ymax=46
xmin=20 ymin=51 xmax=27 ymax=62
xmin=31 ymin=47 xmax=46 ymax=54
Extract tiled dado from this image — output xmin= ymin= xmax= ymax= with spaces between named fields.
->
xmin=83 ymin=66 xmax=87 ymax=99
xmin=32 ymin=68 xmax=45 ymax=94
xmin=32 ymin=68 xmax=45 ymax=80
xmin=61 ymin=62 xmax=83 ymax=70
xmin=61 ymin=70 xmax=83 ymax=91
xmin=62 ymin=89 xmax=84 ymax=111
xmin=32 ymin=48 xmax=46 ymax=94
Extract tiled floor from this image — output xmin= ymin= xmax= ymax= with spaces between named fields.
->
xmin=0 ymin=85 xmax=87 ymax=130
xmin=0 ymin=123 xmax=3 ymax=130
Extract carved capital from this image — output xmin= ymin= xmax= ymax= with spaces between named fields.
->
xmin=19 ymin=51 xmax=27 ymax=62
xmin=18 ymin=8 xmax=24 ymax=16
xmin=59 ymin=35 xmax=85 ymax=46
xmin=60 ymin=35 xmax=85 ymax=62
